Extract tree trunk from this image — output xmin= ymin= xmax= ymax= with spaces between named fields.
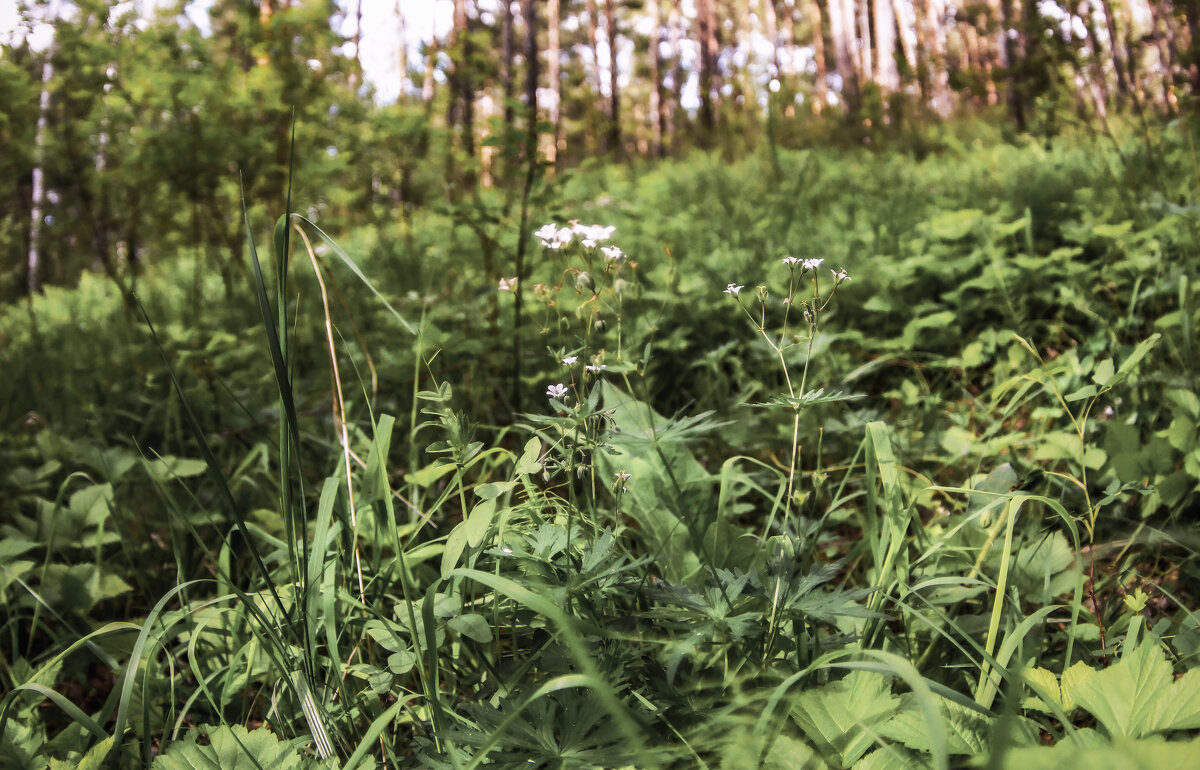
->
xmin=1185 ymin=0 xmax=1200 ymax=93
xmin=395 ymin=0 xmax=408 ymax=96
xmin=668 ymin=0 xmax=684 ymax=145
xmin=28 ymin=0 xmax=62 ymax=295
xmin=859 ymin=0 xmax=873 ymax=89
xmin=810 ymin=0 xmax=829 ymax=112
xmin=351 ymin=0 xmax=363 ymax=90
xmin=999 ymin=0 xmax=1026 ymax=129
xmin=502 ymin=0 xmax=515 ymax=126
xmin=548 ymin=0 xmax=562 ymax=162
xmin=763 ymin=0 xmax=782 ymax=77
xmin=422 ymin=11 xmax=438 ymax=105
xmin=893 ymin=0 xmax=918 ymax=78
xmin=697 ymin=0 xmax=720 ymax=134
xmin=606 ymin=0 xmax=620 ymax=154
xmin=649 ymin=0 xmax=665 ymax=156
xmin=1096 ymin=0 xmax=1131 ymax=103
xmin=925 ymin=0 xmax=952 ymax=117
xmin=874 ymin=0 xmax=899 ymax=92
xmin=827 ymin=0 xmax=859 ymax=112
xmin=513 ymin=0 xmax=541 ymax=412
xmin=1077 ymin=0 xmax=1110 ymax=120
xmin=447 ymin=0 xmax=474 ymax=157
xmin=1151 ymin=0 xmax=1181 ymax=112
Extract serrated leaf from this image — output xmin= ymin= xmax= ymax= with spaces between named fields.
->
xmin=791 ymin=671 xmax=899 ymax=767
xmin=1022 ymin=667 xmax=1064 ymax=713
xmin=1060 ymin=660 xmax=1097 ymax=712
xmin=1152 ymin=667 xmax=1200 ymax=731
xmin=1072 ymin=639 xmax=1171 ymax=738
xmin=153 ymin=724 xmax=303 ymax=769
xmin=881 ymin=694 xmax=990 ymax=755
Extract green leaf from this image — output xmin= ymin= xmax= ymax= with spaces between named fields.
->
xmin=1071 ymin=639 xmax=1172 ymax=738
xmin=447 ymin=613 xmax=492 ymax=643
xmin=791 ymin=671 xmax=900 ymax=767
xmin=143 ymin=455 xmax=208 ymax=482
xmin=1153 ymin=668 xmax=1200 ymax=731
xmin=441 ymin=523 xmax=470 ymax=579
xmin=1114 ymin=334 xmax=1161 ymax=381
xmin=1091 ymin=358 xmax=1115 ymax=387
xmin=153 ymin=724 xmax=304 ymax=769
xmin=463 ymin=498 xmax=497 ymax=549
xmin=515 ymin=437 xmax=543 ymax=475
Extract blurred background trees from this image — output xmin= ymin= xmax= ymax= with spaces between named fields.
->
xmin=3 ymin=0 xmax=1199 ymax=301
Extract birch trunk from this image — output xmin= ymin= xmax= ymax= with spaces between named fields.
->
xmin=874 ymin=0 xmax=899 ymax=92
xmin=28 ymin=0 xmax=62 ymax=295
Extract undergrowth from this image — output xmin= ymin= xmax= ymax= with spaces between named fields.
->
xmin=1 ymin=123 xmax=1199 ymax=768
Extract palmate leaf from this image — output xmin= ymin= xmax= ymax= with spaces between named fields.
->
xmin=745 ymin=389 xmax=866 ymax=410
xmin=1001 ymin=735 xmax=1200 ymax=770
xmin=152 ymin=724 xmax=305 ymax=769
xmin=1070 ymin=638 xmax=1200 ymax=738
xmin=790 ymin=671 xmax=900 ymax=768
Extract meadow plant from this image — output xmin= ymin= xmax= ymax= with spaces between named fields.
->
xmin=725 ymin=257 xmax=853 ymax=535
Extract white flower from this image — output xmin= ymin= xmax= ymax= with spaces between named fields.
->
xmin=831 ymin=267 xmax=851 ymax=282
xmin=601 ymin=245 xmax=625 ymax=260
xmin=498 ymin=276 xmax=517 ymax=291
xmin=585 ymin=364 xmax=607 ymax=373
xmin=562 ymin=355 xmax=578 ymax=365
xmin=725 ymin=283 xmax=744 ymax=296
xmin=574 ymin=223 xmax=615 ymax=245
xmin=546 ymin=383 xmax=569 ymax=399
xmin=781 ymin=256 xmax=800 ymax=267
xmin=534 ymin=223 xmax=559 ymax=245
xmin=614 ymin=470 xmax=631 ymax=481
xmin=802 ymin=258 xmax=824 ymax=271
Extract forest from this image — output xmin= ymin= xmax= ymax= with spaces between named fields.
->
xmin=1 ymin=0 xmax=1199 ymax=767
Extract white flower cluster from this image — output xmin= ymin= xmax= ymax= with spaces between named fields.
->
xmin=534 ymin=223 xmax=574 ymax=250
xmin=781 ymin=256 xmax=826 ymax=271
xmin=534 ymin=222 xmax=625 ymax=258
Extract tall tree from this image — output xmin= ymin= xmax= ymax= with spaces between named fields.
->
xmin=827 ymin=0 xmax=860 ymax=112
xmin=924 ymin=0 xmax=952 ymax=116
xmin=697 ymin=0 xmax=720 ymax=134
xmin=858 ymin=0 xmax=873 ymax=89
xmin=668 ymin=0 xmax=685 ymax=137
xmin=809 ymin=0 xmax=830 ymax=111
xmin=606 ymin=0 xmax=620 ymax=153
xmin=27 ymin=0 xmax=62 ymax=295
xmin=501 ymin=0 xmax=515 ymax=126
xmin=649 ymin=0 xmax=666 ymax=156
xmin=447 ymin=0 xmax=475 ymax=157
xmin=874 ymin=0 xmax=899 ymax=93
xmin=547 ymin=0 xmax=562 ymax=163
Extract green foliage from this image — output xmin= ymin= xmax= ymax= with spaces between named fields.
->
xmin=2 ymin=120 xmax=1200 ymax=768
